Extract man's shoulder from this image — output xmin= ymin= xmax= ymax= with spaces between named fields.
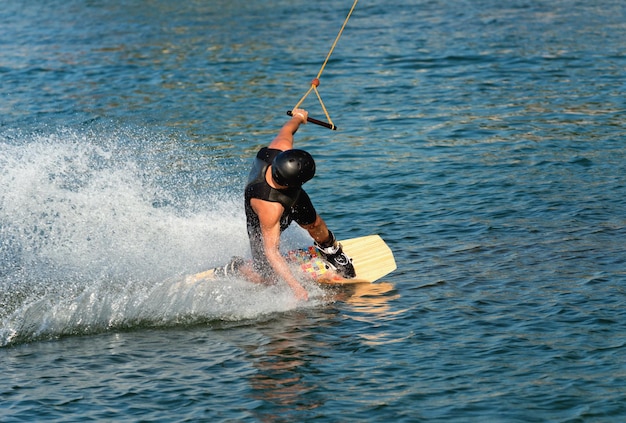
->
xmin=257 ymin=147 xmax=282 ymax=162
xmin=249 ymin=197 xmax=285 ymax=221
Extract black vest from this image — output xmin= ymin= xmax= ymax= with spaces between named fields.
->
xmin=245 ymin=148 xmax=302 ymax=233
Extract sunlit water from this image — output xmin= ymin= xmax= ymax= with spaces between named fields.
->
xmin=1 ymin=0 xmax=625 ymax=421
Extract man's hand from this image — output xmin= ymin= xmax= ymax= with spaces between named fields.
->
xmin=291 ymin=108 xmax=308 ymax=124
xmin=291 ymin=283 xmax=309 ymax=301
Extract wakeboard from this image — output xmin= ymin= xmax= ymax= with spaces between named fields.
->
xmin=186 ymin=234 xmax=396 ymax=285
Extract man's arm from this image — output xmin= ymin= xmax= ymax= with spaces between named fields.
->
xmin=268 ymin=109 xmax=308 ymax=151
xmin=250 ymin=198 xmax=309 ymax=301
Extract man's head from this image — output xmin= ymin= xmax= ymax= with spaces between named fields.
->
xmin=271 ymin=149 xmax=316 ymax=187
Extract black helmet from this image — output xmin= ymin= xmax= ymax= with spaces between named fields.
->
xmin=271 ymin=149 xmax=316 ymax=187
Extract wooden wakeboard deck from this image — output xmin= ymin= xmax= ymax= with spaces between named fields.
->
xmin=186 ymin=234 xmax=396 ymax=285
xmin=339 ymin=235 xmax=396 ymax=284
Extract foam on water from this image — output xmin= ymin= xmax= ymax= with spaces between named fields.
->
xmin=0 ymin=126 xmax=321 ymax=346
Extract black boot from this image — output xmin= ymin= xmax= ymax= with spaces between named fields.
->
xmin=315 ymin=231 xmax=356 ymax=278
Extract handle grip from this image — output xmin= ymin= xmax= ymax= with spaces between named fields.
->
xmin=287 ymin=111 xmax=337 ymax=130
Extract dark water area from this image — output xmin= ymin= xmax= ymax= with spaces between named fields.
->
xmin=1 ymin=0 xmax=625 ymax=421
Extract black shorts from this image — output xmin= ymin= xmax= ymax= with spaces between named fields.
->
xmin=288 ymin=189 xmax=317 ymax=227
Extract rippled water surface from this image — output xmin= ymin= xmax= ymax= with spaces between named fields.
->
xmin=1 ymin=0 xmax=625 ymax=421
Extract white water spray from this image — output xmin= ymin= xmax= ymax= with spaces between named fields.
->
xmin=0 ymin=127 xmax=322 ymax=346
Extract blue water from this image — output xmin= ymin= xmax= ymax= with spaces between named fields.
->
xmin=2 ymin=0 xmax=626 ymax=421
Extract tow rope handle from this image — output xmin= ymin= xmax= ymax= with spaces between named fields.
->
xmin=287 ymin=110 xmax=337 ymax=131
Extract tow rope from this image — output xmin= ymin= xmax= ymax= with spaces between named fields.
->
xmin=288 ymin=0 xmax=359 ymax=130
